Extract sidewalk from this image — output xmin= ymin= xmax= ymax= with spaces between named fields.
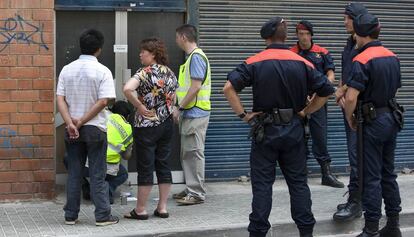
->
xmin=0 ymin=175 xmax=413 ymax=237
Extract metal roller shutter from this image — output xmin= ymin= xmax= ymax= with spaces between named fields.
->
xmin=199 ymin=0 xmax=414 ymax=180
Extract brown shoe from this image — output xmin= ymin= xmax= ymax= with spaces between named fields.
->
xmin=172 ymin=190 xmax=187 ymax=200
xmin=176 ymin=195 xmax=204 ymax=205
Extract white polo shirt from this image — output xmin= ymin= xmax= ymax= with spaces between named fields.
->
xmin=56 ymin=55 xmax=116 ymax=131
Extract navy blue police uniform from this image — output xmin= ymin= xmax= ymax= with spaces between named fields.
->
xmin=346 ymin=14 xmax=402 ymax=236
xmin=291 ymin=39 xmax=335 ymax=165
xmin=227 ymin=17 xmax=334 ymax=237
xmin=341 ymin=2 xmax=368 ymax=196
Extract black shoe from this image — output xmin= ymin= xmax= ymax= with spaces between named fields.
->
xmin=96 ymin=215 xmax=119 ymax=226
xmin=356 ymin=231 xmax=380 ymax=237
xmin=357 ymin=221 xmax=379 ymax=237
xmin=333 ymin=201 xmax=362 ymax=221
xmin=379 ymin=215 xmax=402 ymax=237
xmin=65 ymin=217 xmax=79 ymax=225
xmin=320 ymin=161 xmax=345 ymax=188
xmin=337 ymin=202 xmax=347 ymax=210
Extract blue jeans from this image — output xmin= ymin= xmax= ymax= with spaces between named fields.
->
xmin=63 ymin=125 xmax=111 ymax=221
xmin=82 ymin=164 xmax=128 ymax=201
xmin=343 ymin=110 xmax=358 ymax=193
xmin=362 ymin=113 xmax=401 ymax=222
xmin=308 ymin=105 xmax=330 ymax=163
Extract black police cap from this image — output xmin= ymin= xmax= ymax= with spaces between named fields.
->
xmin=296 ymin=20 xmax=314 ymax=36
xmin=353 ymin=13 xmax=380 ymax=37
xmin=260 ymin=17 xmax=284 ymax=39
xmin=344 ymin=2 xmax=368 ymax=20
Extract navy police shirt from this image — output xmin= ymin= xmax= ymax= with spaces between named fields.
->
xmin=227 ymin=43 xmax=334 ymax=113
xmin=342 ymin=36 xmax=359 ymax=84
xmin=346 ymin=41 xmax=401 ymax=108
xmin=291 ymin=43 xmax=335 ymax=75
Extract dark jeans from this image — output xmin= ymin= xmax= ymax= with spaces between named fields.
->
xmin=342 ymin=110 xmax=358 ymax=193
xmin=63 ymin=125 xmax=111 ymax=221
xmin=134 ymin=117 xmax=173 ymax=185
xmin=362 ymin=113 xmax=401 ymax=222
xmin=248 ymin=118 xmax=315 ymax=237
xmin=82 ymin=164 xmax=128 ymax=200
xmin=308 ymin=104 xmax=330 ymax=163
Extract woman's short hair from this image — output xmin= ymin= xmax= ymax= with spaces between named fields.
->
xmin=140 ymin=38 xmax=169 ymax=66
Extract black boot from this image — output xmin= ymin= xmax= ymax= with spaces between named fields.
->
xmin=356 ymin=221 xmax=379 ymax=237
xmin=299 ymin=227 xmax=313 ymax=237
xmin=320 ymin=161 xmax=345 ymax=188
xmin=333 ymin=192 xmax=362 ymax=221
xmin=336 ymin=190 xmax=358 ymax=211
xmin=379 ymin=215 xmax=402 ymax=237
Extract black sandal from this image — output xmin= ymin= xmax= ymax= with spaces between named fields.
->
xmin=124 ymin=209 xmax=149 ymax=220
xmin=154 ymin=209 xmax=169 ymax=218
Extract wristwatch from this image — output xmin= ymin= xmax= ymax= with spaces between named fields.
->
xmin=238 ymin=110 xmax=248 ymax=119
xmin=177 ymin=106 xmax=185 ymax=111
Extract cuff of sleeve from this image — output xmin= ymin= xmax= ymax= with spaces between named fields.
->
xmin=346 ymin=80 xmax=365 ymax=92
xmin=315 ymin=84 xmax=335 ymax=97
xmin=227 ymin=74 xmax=244 ymax=92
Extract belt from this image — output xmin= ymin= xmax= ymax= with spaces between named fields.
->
xmin=375 ymin=107 xmax=392 ymax=115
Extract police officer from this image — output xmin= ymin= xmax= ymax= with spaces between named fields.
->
xmin=336 ymin=13 xmax=403 ymax=237
xmin=333 ymin=2 xmax=368 ymax=221
xmin=291 ymin=20 xmax=344 ymax=188
xmin=223 ymin=17 xmax=335 ymax=237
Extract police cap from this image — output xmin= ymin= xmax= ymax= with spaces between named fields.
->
xmin=296 ymin=20 xmax=314 ymax=36
xmin=260 ymin=17 xmax=285 ymax=39
xmin=344 ymin=2 xmax=368 ymax=20
xmin=353 ymin=13 xmax=380 ymax=37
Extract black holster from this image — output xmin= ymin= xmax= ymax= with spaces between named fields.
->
xmin=389 ymin=98 xmax=405 ymax=131
xmin=248 ymin=108 xmax=294 ymax=144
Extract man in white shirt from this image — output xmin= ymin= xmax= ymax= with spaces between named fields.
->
xmin=56 ymin=29 xmax=118 ymax=226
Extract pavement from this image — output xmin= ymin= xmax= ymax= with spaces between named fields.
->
xmin=0 ymin=174 xmax=414 ymax=237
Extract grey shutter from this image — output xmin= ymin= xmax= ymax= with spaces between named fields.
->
xmin=199 ymin=0 xmax=414 ymax=180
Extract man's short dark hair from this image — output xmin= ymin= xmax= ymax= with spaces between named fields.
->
xmin=110 ymin=101 xmax=132 ymax=119
xmin=369 ymin=27 xmax=380 ymax=39
xmin=271 ymin=22 xmax=288 ymax=42
xmin=80 ymin=29 xmax=104 ymax=55
xmin=176 ymin=24 xmax=198 ymax=43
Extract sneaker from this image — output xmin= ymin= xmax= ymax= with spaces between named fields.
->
xmin=96 ymin=215 xmax=119 ymax=226
xmin=172 ymin=190 xmax=187 ymax=200
xmin=65 ymin=217 xmax=79 ymax=225
xmin=176 ymin=195 xmax=204 ymax=205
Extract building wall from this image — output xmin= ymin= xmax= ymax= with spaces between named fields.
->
xmin=0 ymin=0 xmax=55 ymax=201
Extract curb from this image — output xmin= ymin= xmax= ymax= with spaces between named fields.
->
xmin=108 ymin=212 xmax=414 ymax=237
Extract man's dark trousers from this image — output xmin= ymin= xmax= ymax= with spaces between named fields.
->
xmin=248 ymin=118 xmax=315 ymax=237
xmin=64 ymin=125 xmax=111 ymax=221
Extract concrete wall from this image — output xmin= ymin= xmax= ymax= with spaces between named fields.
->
xmin=0 ymin=0 xmax=55 ymax=201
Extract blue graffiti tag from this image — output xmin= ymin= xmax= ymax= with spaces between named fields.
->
xmin=0 ymin=127 xmax=37 ymax=157
xmin=0 ymin=14 xmax=49 ymax=52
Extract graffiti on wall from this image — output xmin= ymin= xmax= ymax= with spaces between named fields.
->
xmin=0 ymin=127 xmax=36 ymax=157
xmin=0 ymin=14 xmax=49 ymax=52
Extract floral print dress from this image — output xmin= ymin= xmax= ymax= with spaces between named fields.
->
xmin=132 ymin=64 xmax=178 ymax=128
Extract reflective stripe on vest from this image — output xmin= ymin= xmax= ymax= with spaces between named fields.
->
xmin=106 ymin=114 xmax=133 ymax=164
xmin=177 ymin=48 xmax=211 ymax=111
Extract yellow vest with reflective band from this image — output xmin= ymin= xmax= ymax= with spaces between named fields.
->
xmin=106 ymin=113 xmax=133 ymax=164
xmin=177 ymin=48 xmax=211 ymax=111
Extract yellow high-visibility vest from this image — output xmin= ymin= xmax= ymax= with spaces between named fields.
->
xmin=176 ymin=48 xmax=211 ymax=111
xmin=106 ymin=113 xmax=133 ymax=164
